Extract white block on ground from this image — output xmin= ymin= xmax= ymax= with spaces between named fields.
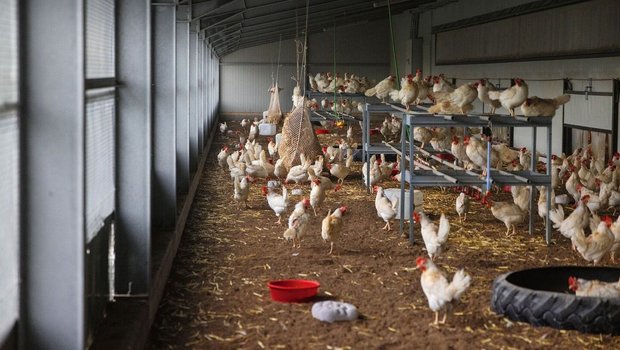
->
xmin=312 ymin=301 xmax=359 ymax=323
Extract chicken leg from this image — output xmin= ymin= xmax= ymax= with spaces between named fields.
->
xmin=328 ymin=242 xmax=334 ymax=255
xmin=440 ymin=313 xmax=447 ymax=324
xmin=383 ymin=221 xmax=392 ymax=231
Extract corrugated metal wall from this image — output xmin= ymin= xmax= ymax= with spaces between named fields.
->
xmin=220 ymin=18 xmax=391 ymax=114
xmin=418 ymin=0 xmax=620 ymax=155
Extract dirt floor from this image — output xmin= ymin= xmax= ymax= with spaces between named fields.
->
xmin=147 ymin=117 xmax=620 ymax=350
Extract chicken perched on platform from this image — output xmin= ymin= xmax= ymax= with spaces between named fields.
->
xmin=569 ymin=276 xmax=620 ymax=298
xmin=390 ymin=74 xmax=419 ymax=111
xmin=283 ymin=198 xmax=311 ymax=248
xmin=413 ymin=127 xmax=435 ymax=149
xmin=432 ymin=74 xmax=455 ymax=93
xmin=476 ymin=79 xmax=501 ymax=114
xmin=374 ymin=186 xmax=397 ymax=231
xmin=520 ymin=95 xmax=571 ymax=117
xmin=455 ymin=192 xmax=470 ymax=223
xmin=451 ymin=136 xmax=470 ymax=167
xmin=416 ymin=257 xmax=471 ymax=326
xmin=365 ymin=75 xmax=396 ymax=102
xmin=413 ymin=70 xmax=433 ymax=104
xmin=430 ymin=82 xmax=478 ymax=115
xmin=263 ymin=185 xmax=289 ymax=225
xmin=487 ymin=78 xmax=528 ymax=116
xmin=321 ymin=206 xmax=347 ymax=255
xmin=414 ymin=212 xmax=450 ymax=261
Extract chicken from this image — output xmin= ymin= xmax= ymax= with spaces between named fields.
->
xmin=455 ymin=192 xmax=470 ymax=223
xmin=451 ymin=136 xmax=469 ymax=167
xmin=412 ymin=70 xmax=433 ymax=104
xmin=390 ymin=74 xmax=419 ymax=110
xmin=233 ymin=176 xmax=250 ymax=208
xmin=565 ymin=171 xmax=581 ymax=202
xmin=374 ymin=186 xmax=397 ymax=231
xmin=416 ymin=257 xmax=471 ymax=325
xmin=327 ymin=148 xmax=353 ymax=185
xmin=464 ymin=136 xmax=500 ymax=173
xmin=262 ymin=185 xmax=289 ymax=225
xmin=217 ymin=146 xmax=230 ymax=167
xmin=511 ymin=186 xmax=530 ymax=212
xmin=537 ymin=187 xmax=555 ymax=226
xmin=432 ymin=74 xmax=455 ymax=93
xmin=219 ymin=121 xmax=228 ymax=134
xmin=520 ymin=95 xmax=571 ymax=117
xmin=267 ymin=138 xmax=277 ymax=157
xmin=492 ymin=143 xmax=519 ymax=165
xmin=568 ymin=276 xmax=620 ymax=298
xmin=309 ymin=178 xmax=328 ymax=216
xmin=555 ymin=196 xmax=590 ymax=242
xmin=413 ymin=127 xmax=435 ymax=149
xmin=283 ymin=198 xmax=311 ymax=248
xmin=321 ymin=206 xmax=347 ymax=254
xmin=362 ymin=156 xmax=383 ymax=187
xmin=432 ymin=82 xmax=478 ymax=115
xmin=572 ymin=217 xmax=614 ymax=265
xmin=476 ymin=79 xmax=501 ymax=114
xmin=414 ymin=212 xmax=450 ymax=261
xmin=486 ymin=196 xmax=526 ymax=236
xmin=365 ymin=75 xmax=397 ymax=103
xmin=248 ymin=123 xmax=258 ymax=142
xmin=285 ymin=154 xmax=312 ymax=185
xmin=487 ymin=78 xmax=528 ymax=116
xmin=241 ymin=118 xmax=249 ymax=128
xmin=258 ymin=150 xmax=274 ymax=178
xmin=274 ymin=158 xmax=288 ymax=181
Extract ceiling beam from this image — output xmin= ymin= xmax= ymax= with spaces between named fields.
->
xmin=192 ymin=0 xmax=241 ymax=21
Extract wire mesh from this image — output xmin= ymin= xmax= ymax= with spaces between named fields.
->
xmin=86 ymin=0 xmax=115 ymax=79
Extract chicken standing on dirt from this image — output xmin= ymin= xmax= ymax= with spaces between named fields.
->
xmin=416 ymin=257 xmax=472 ymax=326
xmin=310 ymin=179 xmax=328 ymax=216
xmin=374 ymin=186 xmax=397 ymax=231
xmin=414 ymin=212 xmax=450 ymax=261
xmin=263 ymin=185 xmax=289 ymax=225
xmin=486 ymin=195 xmax=526 ymax=236
xmin=233 ymin=176 xmax=250 ymax=209
xmin=283 ymin=198 xmax=311 ymax=248
xmin=328 ymin=148 xmax=353 ymax=185
xmin=455 ymin=192 xmax=470 ymax=223
xmin=217 ymin=147 xmax=230 ymax=167
xmin=321 ymin=206 xmax=347 ymax=255
xmin=568 ymin=276 xmax=620 ymax=298
xmin=571 ymin=217 xmax=614 ymax=265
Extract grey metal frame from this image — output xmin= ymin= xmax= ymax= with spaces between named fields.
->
xmin=189 ymin=25 xmax=198 ymax=171
xmin=19 ymin=0 xmax=86 ymax=348
xmin=116 ymin=0 xmax=152 ymax=296
xmin=153 ymin=1 xmax=177 ymax=230
xmin=176 ymin=4 xmax=190 ymax=194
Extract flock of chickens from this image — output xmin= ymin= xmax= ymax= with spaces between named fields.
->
xmin=215 ymin=69 xmax=620 ymax=325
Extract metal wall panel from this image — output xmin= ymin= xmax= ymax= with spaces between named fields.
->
xmin=176 ymin=6 xmax=190 ymax=193
xmin=220 ymin=19 xmax=391 ymax=113
xmin=85 ymin=0 xmax=114 ymax=78
xmin=0 ymin=0 xmax=18 ymax=344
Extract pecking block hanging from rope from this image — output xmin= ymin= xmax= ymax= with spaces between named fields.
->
xmin=265 ymin=82 xmax=283 ymax=124
xmin=278 ymin=104 xmax=322 ymax=169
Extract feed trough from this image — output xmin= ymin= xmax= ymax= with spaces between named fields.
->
xmin=491 ymin=266 xmax=620 ymax=334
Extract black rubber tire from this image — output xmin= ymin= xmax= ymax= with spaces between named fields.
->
xmin=491 ymin=267 xmax=620 ymax=334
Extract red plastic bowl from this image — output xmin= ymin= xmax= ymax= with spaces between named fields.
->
xmin=268 ymin=279 xmax=320 ymax=302
xmin=315 ymin=129 xmax=330 ymax=135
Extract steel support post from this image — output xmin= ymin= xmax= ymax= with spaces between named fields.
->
xmin=176 ymin=5 xmax=190 ymax=194
xmin=152 ymin=1 xmax=177 ymax=230
xmin=189 ymin=27 xmax=198 ymax=171
xmin=20 ymin=0 xmax=86 ymax=348
xmin=116 ymin=0 xmax=152 ymax=296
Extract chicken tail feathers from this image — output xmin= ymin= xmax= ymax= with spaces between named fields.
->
xmin=554 ymin=94 xmax=571 ymax=108
xmin=389 ymin=89 xmax=400 ymax=102
xmin=437 ymin=213 xmax=450 ymax=244
xmin=449 ymin=269 xmax=472 ymax=301
xmin=487 ymin=90 xmax=501 ymax=101
xmin=549 ymin=205 xmax=565 ymax=228
xmin=365 ymin=87 xmax=376 ymax=97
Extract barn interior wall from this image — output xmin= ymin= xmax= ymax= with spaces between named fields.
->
xmin=220 ymin=19 xmax=391 ymax=114
xmin=416 ymin=0 xmax=620 ymax=156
